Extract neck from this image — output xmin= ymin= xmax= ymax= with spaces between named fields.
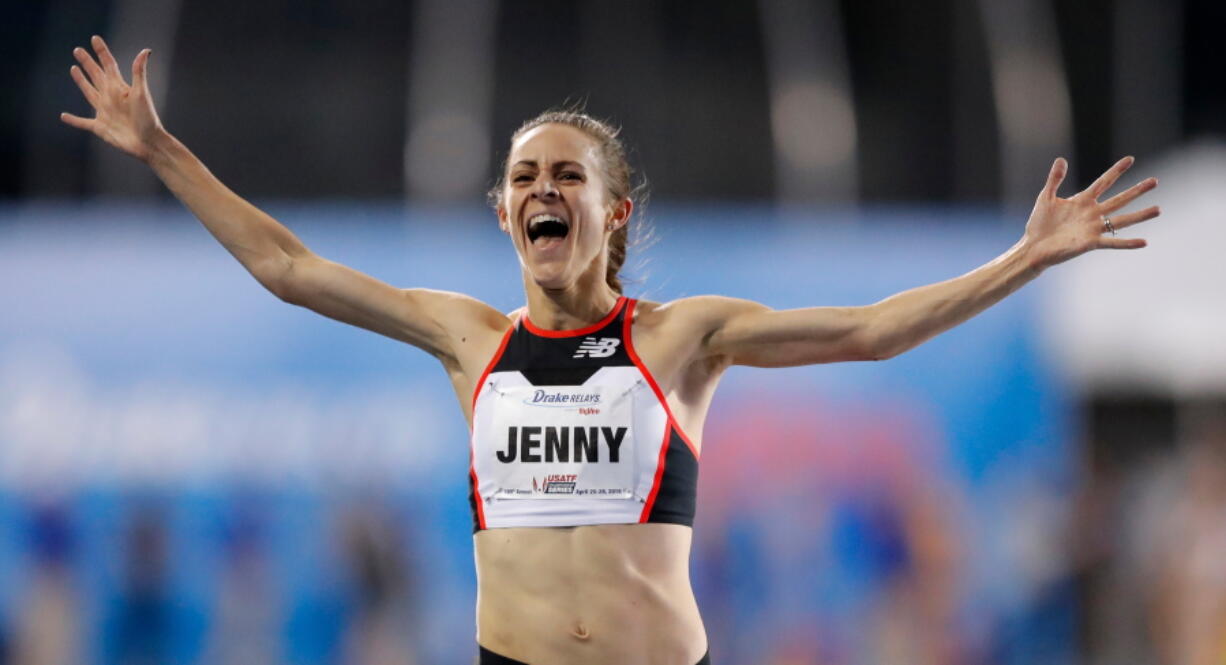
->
xmin=522 ymin=266 xmax=621 ymax=331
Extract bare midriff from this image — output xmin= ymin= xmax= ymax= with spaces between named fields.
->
xmin=474 ymin=522 xmax=707 ymax=665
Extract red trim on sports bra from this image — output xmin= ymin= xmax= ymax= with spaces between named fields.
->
xmin=521 ymin=296 xmax=627 ymax=338
xmin=622 ymin=299 xmax=701 ymax=460
xmin=471 ymin=317 xmax=519 ymax=411
xmin=468 ymin=316 xmax=519 ymax=532
xmin=469 ymin=465 xmax=486 ymax=530
xmin=639 ymin=420 xmax=672 ymax=522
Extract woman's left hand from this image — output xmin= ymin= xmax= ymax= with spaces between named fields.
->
xmin=1022 ymin=156 xmax=1161 ymax=268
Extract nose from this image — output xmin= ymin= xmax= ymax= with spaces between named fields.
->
xmin=531 ymin=177 xmax=559 ymax=201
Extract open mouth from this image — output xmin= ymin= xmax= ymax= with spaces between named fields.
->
xmin=525 ymin=213 xmax=571 ymax=248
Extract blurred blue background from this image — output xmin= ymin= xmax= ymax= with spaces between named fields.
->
xmin=1 ymin=205 xmax=1074 ymax=664
xmin=4 ymin=1 xmax=1225 ymax=664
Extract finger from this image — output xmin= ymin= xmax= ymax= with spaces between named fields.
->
xmin=91 ymin=35 xmax=123 ymax=79
xmin=1084 ymin=156 xmax=1134 ymax=199
xmin=70 ymin=65 xmax=100 ymax=105
xmin=60 ymin=112 xmax=96 ymax=132
xmin=1100 ymin=177 xmax=1158 ymax=213
xmin=1105 ymin=205 xmax=1161 ymax=231
xmin=73 ymin=46 xmax=105 ymax=87
xmin=132 ymin=49 xmax=151 ymax=92
xmin=1041 ymin=157 xmax=1067 ymax=199
xmin=1098 ymin=236 xmax=1147 ymax=250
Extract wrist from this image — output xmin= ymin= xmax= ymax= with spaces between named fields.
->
xmin=1012 ymin=236 xmax=1048 ymax=277
xmin=145 ymin=128 xmax=180 ymax=168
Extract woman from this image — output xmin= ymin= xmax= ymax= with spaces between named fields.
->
xmin=62 ymin=37 xmax=1160 ymax=665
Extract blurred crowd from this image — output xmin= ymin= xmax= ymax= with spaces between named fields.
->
xmin=1075 ymin=403 xmax=1226 ymax=665
xmin=0 ymin=493 xmax=421 ymax=665
xmin=1 ymin=402 xmax=1222 ymax=665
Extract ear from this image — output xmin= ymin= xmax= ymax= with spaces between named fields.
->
xmin=606 ymin=198 xmax=633 ymax=232
xmin=497 ymin=205 xmax=510 ymax=233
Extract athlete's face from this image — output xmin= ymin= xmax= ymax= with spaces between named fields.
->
xmin=498 ymin=123 xmax=631 ymax=291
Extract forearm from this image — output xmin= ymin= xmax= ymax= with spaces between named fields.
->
xmin=867 ymin=239 xmax=1044 ymax=359
xmin=146 ymin=130 xmax=308 ymax=294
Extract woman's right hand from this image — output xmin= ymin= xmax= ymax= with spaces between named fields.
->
xmin=61 ymin=36 xmax=163 ymax=163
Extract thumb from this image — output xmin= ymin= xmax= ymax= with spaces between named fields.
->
xmin=132 ymin=49 xmax=151 ymax=91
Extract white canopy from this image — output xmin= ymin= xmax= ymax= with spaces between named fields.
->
xmin=1044 ymin=140 xmax=1226 ymax=396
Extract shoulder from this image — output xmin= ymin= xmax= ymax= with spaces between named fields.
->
xmin=402 ymin=288 xmax=515 ymax=365
xmin=633 ymin=295 xmax=767 ymax=325
xmin=631 ymin=295 xmax=768 ymax=339
xmin=403 ymin=288 xmax=511 ymax=332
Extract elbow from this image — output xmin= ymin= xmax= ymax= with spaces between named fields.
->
xmin=855 ymin=305 xmax=916 ymax=361
xmin=866 ymin=333 xmax=925 ymax=361
xmin=267 ymin=276 xmax=299 ymax=304
xmin=867 ymin=345 xmax=901 ymax=362
xmin=253 ymin=254 xmax=301 ymax=304
xmin=862 ymin=342 xmax=894 ymax=362
xmin=866 ymin=332 xmax=914 ymax=361
xmin=846 ymin=306 xmax=884 ymax=361
xmin=858 ymin=325 xmax=904 ymax=362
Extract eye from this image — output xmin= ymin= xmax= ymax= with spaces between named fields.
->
xmin=559 ymin=171 xmax=583 ymax=182
xmin=512 ymin=173 xmax=534 ymax=183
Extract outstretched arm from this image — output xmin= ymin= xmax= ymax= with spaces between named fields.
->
xmin=700 ymin=157 xmax=1161 ymax=367
xmin=60 ymin=36 xmax=504 ymax=362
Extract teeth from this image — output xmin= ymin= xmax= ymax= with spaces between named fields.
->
xmin=526 ymin=212 xmax=570 ymax=244
xmin=528 ymin=213 xmax=564 ymax=227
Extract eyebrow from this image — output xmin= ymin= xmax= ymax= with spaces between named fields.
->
xmin=510 ymin=160 xmax=586 ymax=170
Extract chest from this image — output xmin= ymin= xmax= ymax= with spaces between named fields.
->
xmin=454 ymin=301 xmax=717 ymax=442
xmin=469 ymin=333 xmax=676 ymax=526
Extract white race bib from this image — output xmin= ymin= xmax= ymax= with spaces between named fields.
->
xmin=485 ymin=384 xmax=637 ymax=501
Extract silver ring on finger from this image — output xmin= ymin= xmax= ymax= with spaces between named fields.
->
xmin=1102 ymin=216 xmax=1116 ymax=236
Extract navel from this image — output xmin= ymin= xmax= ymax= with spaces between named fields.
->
xmin=569 ymin=621 xmax=591 ymax=640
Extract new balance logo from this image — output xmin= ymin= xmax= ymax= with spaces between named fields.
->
xmin=573 ymin=337 xmax=620 ymax=359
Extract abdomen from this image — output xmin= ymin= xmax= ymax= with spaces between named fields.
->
xmin=474 ymin=523 xmax=707 ymax=665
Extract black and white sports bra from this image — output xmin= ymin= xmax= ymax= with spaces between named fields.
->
xmin=468 ymin=297 xmax=699 ymax=531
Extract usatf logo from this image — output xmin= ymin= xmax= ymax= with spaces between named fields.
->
xmin=573 ymin=337 xmax=620 ymax=358
xmin=534 ymin=474 xmax=578 ymax=494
